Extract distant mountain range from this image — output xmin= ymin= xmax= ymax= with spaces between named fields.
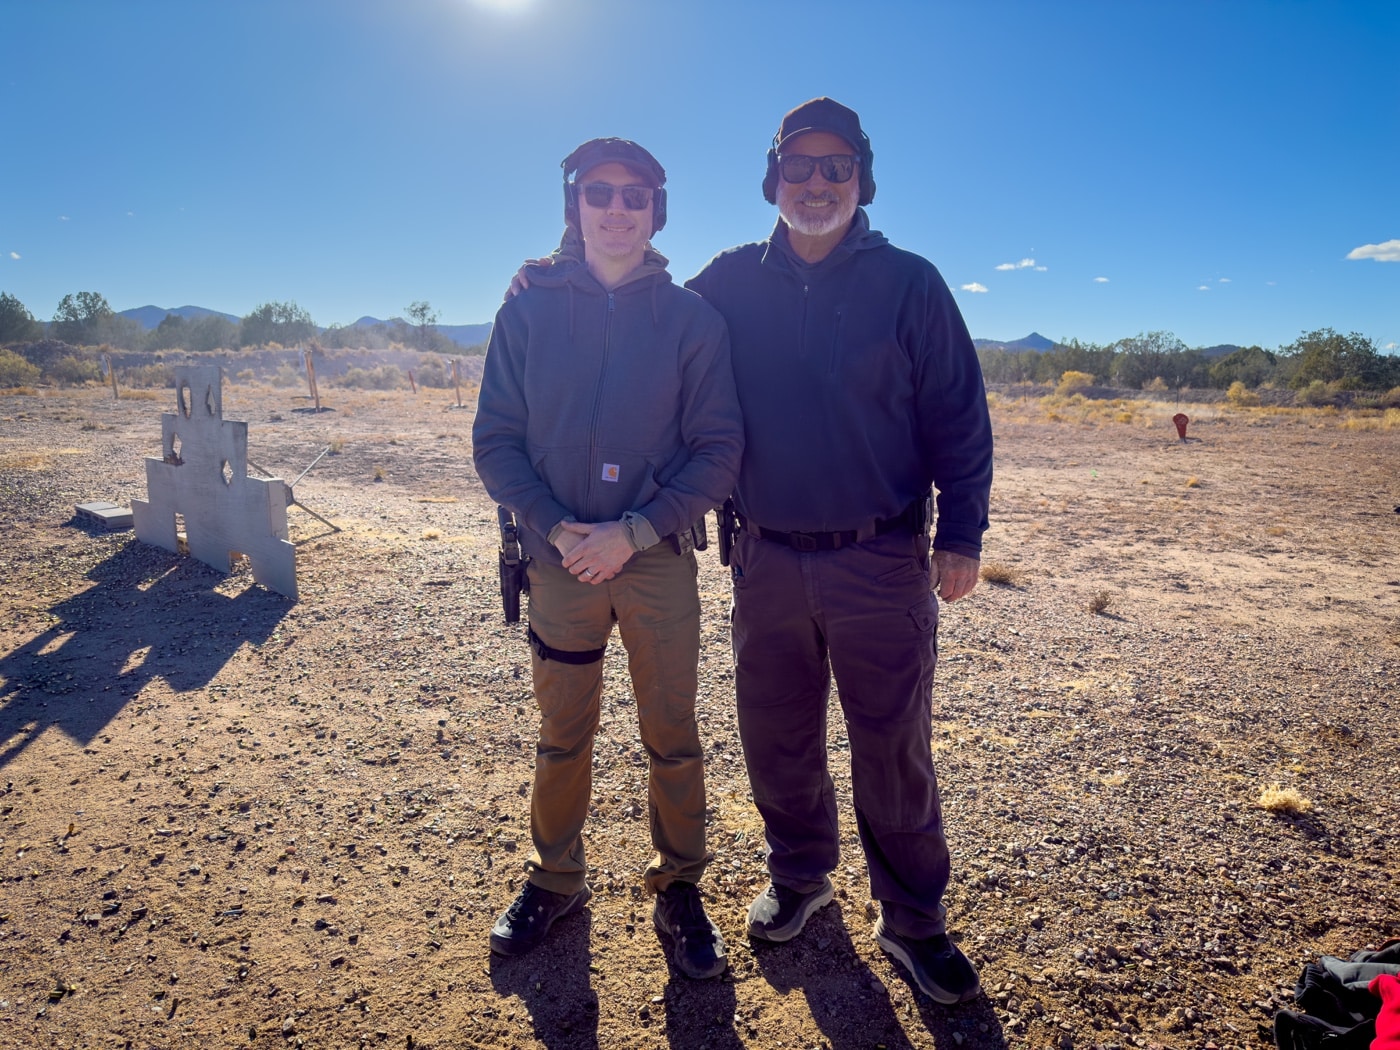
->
xmin=973 ymin=332 xmax=1055 ymax=352
xmin=115 ymin=311 xmax=1243 ymax=359
xmin=117 ymin=305 xmax=492 ymax=351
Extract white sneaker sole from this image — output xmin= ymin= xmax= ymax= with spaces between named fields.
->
xmin=747 ymin=878 xmax=835 ymax=942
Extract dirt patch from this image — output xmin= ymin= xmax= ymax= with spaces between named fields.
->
xmin=1 ymin=385 xmax=1397 ymax=1050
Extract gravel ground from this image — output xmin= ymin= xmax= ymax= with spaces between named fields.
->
xmin=0 ymin=383 xmax=1397 ymax=1050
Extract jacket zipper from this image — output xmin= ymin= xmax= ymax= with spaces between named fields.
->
xmin=585 ymin=292 xmax=615 ymax=521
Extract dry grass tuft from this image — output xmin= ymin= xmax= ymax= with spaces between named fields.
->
xmin=980 ymin=562 xmax=1025 ymax=587
xmin=421 ymin=528 xmax=442 ymax=540
xmin=1185 ymin=476 xmax=1200 ymax=488
xmin=1257 ymin=784 xmax=1312 ymax=815
xmin=1088 ymin=591 xmax=1112 ymax=615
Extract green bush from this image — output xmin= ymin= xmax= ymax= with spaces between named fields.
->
xmin=0 ymin=347 xmax=40 ymax=386
xmin=339 ymin=365 xmax=406 ymax=390
xmin=48 ymin=354 xmax=102 ymax=386
xmin=1225 ymin=380 xmax=1260 ymax=407
xmin=120 ymin=363 xmax=173 ymax=389
xmin=271 ymin=363 xmax=303 ymax=388
xmin=1296 ymin=380 xmax=1341 ymax=407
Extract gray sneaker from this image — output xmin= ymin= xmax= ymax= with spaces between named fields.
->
xmin=746 ymin=877 xmax=835 ymax=942
xmin=489 ymin=882 xmax=592 ymax=956
xmin=873 ymin=914 xmax=981 ymax=1004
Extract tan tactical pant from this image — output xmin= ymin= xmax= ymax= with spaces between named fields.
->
xmin=521 ymin=545 xmax=707 ymax=896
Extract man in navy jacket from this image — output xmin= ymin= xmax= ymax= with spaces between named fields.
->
xmin=686 ymin=98 xmax=992 ymax=1005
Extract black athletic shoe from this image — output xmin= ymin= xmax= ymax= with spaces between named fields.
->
xmin=873 ymin=915 xmax=981 ymax=1004
xmin=489 ymin=882 xmax=591 ymax=957
xmin=746 ymin=876 xmax=835 ymax=942
xmin=653 ymin=881 xmax=728 ymax=979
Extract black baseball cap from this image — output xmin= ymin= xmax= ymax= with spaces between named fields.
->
xmin=774 ymin=97 xmax=866 ymax=153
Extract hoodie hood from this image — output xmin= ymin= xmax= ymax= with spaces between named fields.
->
xmin=522 ymin=225 xmax=675 ymax=333
xmin=525 ymin=225 xmax=672 ymax=293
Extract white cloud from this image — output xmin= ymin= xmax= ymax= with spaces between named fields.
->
xmin=8 ymin=251 xmax=18 ymax=260
xmin=1197 ymin=285 xmax=1210 ymax=291
xmin=1347 ymin=239 xmax=1400 ymax=262
xmin=961 ymin=282 xmax=989 ymax=293
xmin=1218 ymin=277 xmax=1231 ymax=283
xmin=1093 ymin=276 xmax=1109 ymax=283
xmin=59 ymin=215 xmax=69 ymax=221
xmin=995 ymin=258 xmax=1043 ymax=271
xmin=1387 ymin=342 xmax=1398 ymax=352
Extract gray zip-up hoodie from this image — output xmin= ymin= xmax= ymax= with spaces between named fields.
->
xmin=472 ymin=241 xmax=743 ymax=566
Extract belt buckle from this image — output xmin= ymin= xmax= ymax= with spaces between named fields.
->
xmin=789 ymin=532 xmax=818 ymax=553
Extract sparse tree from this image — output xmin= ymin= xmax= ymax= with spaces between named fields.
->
xmin=239 ymin=300 xmax=316 ymax=348
xmin=147 ymin=312 xmax=189 ymax=351
xmin=1110 ymin=331 xmax=1189 ymax=390
xmin=0 ymin=292 xmax=40 ymax=344
xmin=1280 ymin=328 xmax=1389 ymax=390
xmin=1209 ymin=345 xmax=1276 ymax=389
xmin=405 ymin=300 xmax=439 ymax=352
xmin=52 ymin=291 xmax=116 ymax=346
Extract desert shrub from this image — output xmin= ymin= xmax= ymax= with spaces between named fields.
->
xmin=414 ymin=357 xmax=452 ymax=388
xmin=1143 ymin=377 xmax=1168 ymax=392
xmin=1055 ymin=370 xmax=1094 ymax=395
xmin=1088 ymin=591 xmax=1112 ymax=614
xmin=1296 ymin=379 xmax=1341 ymax=407
xmin=271 ymin=363 xmax=303 ymax=388
xmin=120 ymin=363 xmax=173 ymax=389
xmin=48 ymin=354 xmax=102 ymax=386
xmin=1257 ymin=784 xmax=1311 ymax=814
xmin=0 ymin=348 xmax=40 ymax=386
xmin=1225 ymin=380 xmax=1260 ymax=407
xmin=339 ymin=365 xmax=406 ymax=391
xmin=980 ymin=563 xmax=1024 ymax=586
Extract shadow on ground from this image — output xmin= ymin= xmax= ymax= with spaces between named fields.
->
xmin=0 ymin=537 xmax=289 ymax=769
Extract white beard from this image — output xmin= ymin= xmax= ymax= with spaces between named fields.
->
xmin=780 ymin=194 xmax=857 ymax=237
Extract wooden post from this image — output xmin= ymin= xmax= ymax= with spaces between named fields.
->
xmin=104 ymin=353 xmax=119 ymax=399
xmin=303 ymin=348 xmax=321 ymax=412
xmin=408 ymin=369 xmax=417 ymax=394
xmin=453 ymin=358 xmax=463 ymax=408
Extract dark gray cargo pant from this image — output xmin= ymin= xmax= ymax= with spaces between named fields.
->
xmin=731 ymin=528 xmax=950 ymax=939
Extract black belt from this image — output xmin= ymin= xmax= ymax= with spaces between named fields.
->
xmin=741 ymin=498 xmax=928 ymax=553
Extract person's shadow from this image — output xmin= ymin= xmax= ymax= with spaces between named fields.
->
xmin=488 ymin=911 xmax=600 ymax=1049
xmin=751 ymin=900 xmax=1008 ymax=1049
xmin=0 ymin=536 xmax=288 ymax=769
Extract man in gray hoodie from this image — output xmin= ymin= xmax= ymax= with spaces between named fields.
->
xmin=472 ymin=138 xmax=743 ymax=979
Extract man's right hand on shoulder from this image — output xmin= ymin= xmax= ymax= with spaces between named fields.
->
xmin=505 ymin=256 xmax=555 ymax=299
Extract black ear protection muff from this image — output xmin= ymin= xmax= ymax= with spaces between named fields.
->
xmin=762 ymin=131 xmax=876 ymax=207
xmin=562 ymin=138 xmax=668 ymax=234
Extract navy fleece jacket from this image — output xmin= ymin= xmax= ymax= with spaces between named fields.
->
xmin=686 ymin=210 xmax=993 ymax=557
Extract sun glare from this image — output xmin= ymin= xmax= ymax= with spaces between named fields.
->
xmin=469 ymin=0 xmax=532 ymax=11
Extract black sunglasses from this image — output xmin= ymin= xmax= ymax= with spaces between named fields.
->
xmin=777 ymin=153 xmax=858 ymax=184
xmin=580 ymin=182 xmax=654 ymax=210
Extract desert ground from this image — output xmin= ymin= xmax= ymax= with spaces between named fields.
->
xmin=0 ymin=381 xmax=1397 ymax=1050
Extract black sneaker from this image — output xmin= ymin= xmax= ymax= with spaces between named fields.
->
xmin=873 ymin=914 xmax=981 ymax=1005
xmin=746 ymin=877 xmax=835 ymax=942
xmin=489 ymin=882 xmax=592 ymax=956
xmin=653 ymin=881 xmax=728 ymax=979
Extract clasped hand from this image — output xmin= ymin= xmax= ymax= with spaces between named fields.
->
xmin=555 ymin=521 xmax=632 ymax=585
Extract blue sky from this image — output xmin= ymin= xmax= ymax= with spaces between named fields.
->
xmin=3 ymin=0 xmax=1397 ymax=352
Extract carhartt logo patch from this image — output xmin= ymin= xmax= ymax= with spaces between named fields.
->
xmin=601 ymin=463 xmax=620 ymax=483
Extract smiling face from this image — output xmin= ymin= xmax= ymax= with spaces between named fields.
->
xmin=775 ymin=130 xmax=860 ymax=241
xmin=575 ymin=161 xmax=655 ymax=272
